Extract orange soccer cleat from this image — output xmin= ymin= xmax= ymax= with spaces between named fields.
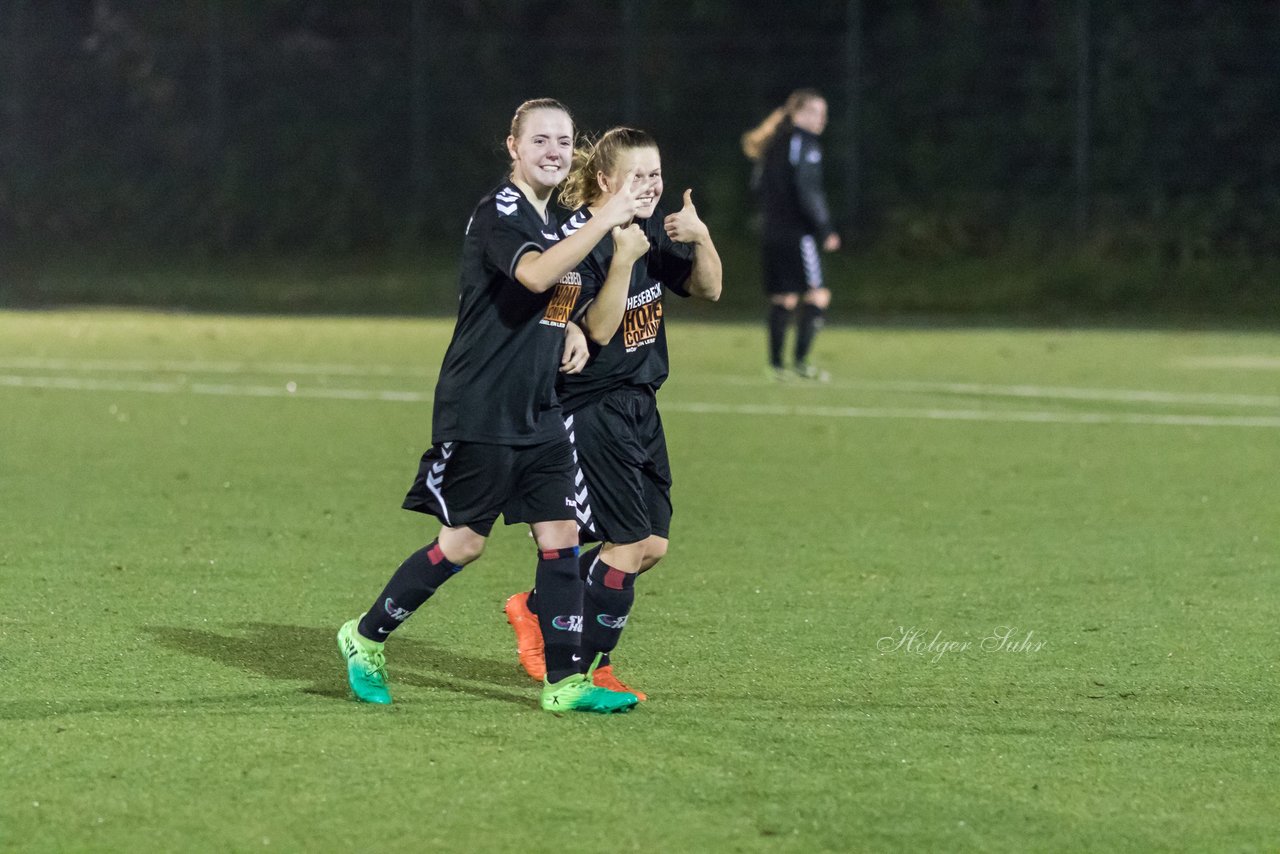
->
xmin=591 ymin=664 xmax=647 ymax=701
xmin=503 ymin=591 xmax=546 ymax=681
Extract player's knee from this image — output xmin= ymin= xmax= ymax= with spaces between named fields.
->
xmin=531 ymin=519 xmax=579 ymax=551
xmin=598 ymin=540 xmax=642 ymax=574
xmin=639 ymin=536 xmax=668 ymax=572
xmin=439 ymin=526 xmax=486 ymax=564
xmin=772 ymin=294 xmax=799 ymax=311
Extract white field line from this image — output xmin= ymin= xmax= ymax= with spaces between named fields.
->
xmin=5 ymin=373 xmax=1280 ymax=429
xmin=1173 ymin=355 xmax=1280 ymax=371
xmin=0 ymin=356 xmax=432 ymax=378
xmin=0 ymin=374 xmax=434 ymax=402
xmin=4 ymin=357 xmax=1279 ymax=409
xmin=702 ymin=375 xmax=1280 ymax=408
xmin=663 ymin=400 xmax=1280 ymax=429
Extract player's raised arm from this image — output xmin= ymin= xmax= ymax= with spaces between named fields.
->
xmin=663 ymin=189 xmax=722 ymax=302
xmin=514 ymin=171 xmax=645 ymax=293
xmin=582 ymin=224 xmax=650 ymax=345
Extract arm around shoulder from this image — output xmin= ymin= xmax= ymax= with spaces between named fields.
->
xmin=513 ymin=215 xmax=616 ymax=293
xmin=514 ymin=175 xmax=651 ymax=293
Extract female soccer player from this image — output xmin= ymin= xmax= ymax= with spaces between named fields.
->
xmin=743 ymin=89 xmax=840 ymax=381
xmin=504 ymin=127 xmax=723 ymax=698
xmin=336 ymin=99 xmax=650 ymax=714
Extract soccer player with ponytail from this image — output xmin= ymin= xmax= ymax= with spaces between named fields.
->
xmin=504 ymin=127 xmax=723 ymax=699
xmin=336 ymin=99 xmax=649 ymax=714
xmin=743 ymin=89 xmax=840 ymax=381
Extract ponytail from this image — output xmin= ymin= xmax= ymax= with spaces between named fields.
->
xmin=741 ymin=107 xmax=788 ymax=161
xmin=558 ymin=145 xmax=597 ymax=211
xmin=741 ymin=88 xmax=825 ymax=161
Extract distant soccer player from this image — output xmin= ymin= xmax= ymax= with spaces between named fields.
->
xmin=504 ymin=127 xmax=723 ymax=698
xmin=743 ymin=89 xmax=840 ymax=381
xmin=336 ymin=99 xmax=649 ymax=714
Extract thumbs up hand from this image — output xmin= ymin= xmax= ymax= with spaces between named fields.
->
xmin=663 ymin=189 xmax=710 ymax=245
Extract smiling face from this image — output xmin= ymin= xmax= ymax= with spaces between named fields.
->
xmin=506 ymin=107 xmax=574 ymax=195
xmin=600 ymin=146 xmax=662 ymax=219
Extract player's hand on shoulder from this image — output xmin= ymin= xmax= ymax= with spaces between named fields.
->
xmin=612 ymin=223 xmax=649 ymax=263
xmin=663 ymin=189 xmax=709 ymax=244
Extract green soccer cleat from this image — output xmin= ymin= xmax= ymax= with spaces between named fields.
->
xmin=337 ymin=618 xmax=392 ymax=705
xmin=540 ymin=653 xmax=639 ymax=715
xmin=540 ymin=674 xmax=639 ymax=714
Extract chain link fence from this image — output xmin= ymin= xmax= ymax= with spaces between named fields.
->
xmin=2 ymin=1 xmax=1277 ymax=266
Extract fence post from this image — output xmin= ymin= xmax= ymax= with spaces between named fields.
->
xmin=622 ymin=0 xmax=640 ymax=123
xmin=3 ymin=0 xmax=30 ymax=230
xmin=206 ymin=0 xmax=226 ymax=246
xmin=842 ymin=0 xmax=863 ymax=231
xmin=410 ymin=0 xmax=430 ymax=240
xmin=207 ymin=0 xmax=225 ymax=158
xmin=1073 ymin=0 xmax=1091 ymax=238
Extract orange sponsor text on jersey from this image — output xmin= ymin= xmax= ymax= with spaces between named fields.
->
xmin=623 ymin=299 xmax=662 ymax=351
xmin=541 ymin=271 xmax=582 ymax=328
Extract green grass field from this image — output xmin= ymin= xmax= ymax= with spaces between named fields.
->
xmin=2 ymin=309 xmax=1277 ymax=852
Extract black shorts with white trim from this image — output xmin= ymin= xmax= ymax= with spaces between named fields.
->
xmin=566 ymin=386 xmax=673 ymax=546
xmin=402 ymin=437 xmax=576 ymax=537
xmin=762 ymin=234 xmax=824 ymax=295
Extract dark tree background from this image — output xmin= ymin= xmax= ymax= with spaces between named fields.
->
xmin=1 ymin=1 xmax=1277 ymax=270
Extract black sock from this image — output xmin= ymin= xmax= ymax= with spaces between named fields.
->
xmin=358 ymin=540 xmax=463 ymax=641
xmin=582 ymin=559 xmax=636 ymax=669
xmin=795 ymin=303 xmax=825 ymax=366
xmin=535 ymin=546 xmax=584 ymax=683
xmin=527 ymin=541 xmax=598 ymax=615
xmin=768 ymin=304 xmax=794 ymax=369
xmin=578 ymin=543 xmax=603 ymax=582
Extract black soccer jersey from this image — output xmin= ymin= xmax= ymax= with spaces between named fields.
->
xmin=430 ymin=181 xmax=582 ymax=445
xmin=757 ymin=125 xmax=835 ymax=244
xmin=556 ymin=205 xmax=694 ymax=413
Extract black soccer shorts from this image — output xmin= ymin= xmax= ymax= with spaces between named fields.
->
xmin=402 ymin=436 xmax=577 ymax=536
xmin=762 ymin=234 xmax=825 ymax=295
xmin=566 ymin=387 xmax=673 ymax=545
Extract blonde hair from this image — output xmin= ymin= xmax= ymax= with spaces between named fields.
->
xmin=741 ymin=88 xmax=824 ymax=161
xmin=507 ymin=98 xmax=574 ymax=174
xmin=559 ymin=127 xmax=658 ymax=211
